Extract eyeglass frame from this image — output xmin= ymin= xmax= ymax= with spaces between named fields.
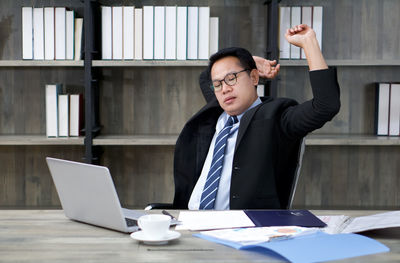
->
xmin=210 ymin=68 xmax=250 ymax=92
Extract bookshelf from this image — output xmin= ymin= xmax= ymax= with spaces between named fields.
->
xmin=1 ymin=0 xmax=399 ymax=209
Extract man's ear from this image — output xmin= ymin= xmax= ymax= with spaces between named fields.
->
xmin=250 ymin=69 xmax=259 ymax=86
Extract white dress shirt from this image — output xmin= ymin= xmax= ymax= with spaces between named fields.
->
xmin=188 ymin=97 xmax=262 ymax=210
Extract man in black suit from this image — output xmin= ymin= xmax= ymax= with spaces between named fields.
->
xmin=173 ymin=24 xmax=340 ymax=210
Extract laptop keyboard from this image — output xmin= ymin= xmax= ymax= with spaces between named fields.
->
xmin=125 ymin=217 xmax=138 ymax=227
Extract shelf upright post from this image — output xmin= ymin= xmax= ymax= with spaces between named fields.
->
xmin=84 ymin=0 xmax=101 ymax=164
xmin=264 ymin=0 xmax=280 ymax=98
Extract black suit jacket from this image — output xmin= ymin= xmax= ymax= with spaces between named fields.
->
xmin=173 ymin=68 xmax=340 ymax=209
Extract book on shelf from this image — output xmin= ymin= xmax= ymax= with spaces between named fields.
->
xmin=55 ymin=7 xmax=66 ymax=60
xmin=69 ymin=94 xmax=84 ymax=137
xmin=165 ymin=6 xmax=177 ymax=60
xmin=279 ymin=6 xmax=323 ymax=60
xmin=46 ymin=84 xmax=63 ymax=137
xmin=66 ymin=10 xmax=74 ymax=60
xmin=209 ymin=17 xmax=219 ymax=56
xmin=22 ymin=7 xmax=33 ymax=59
xmin=123 ymin=6 xmax=134 ymax=60
xmin=313 ymin=6 xmax=323 ymax=51
xmin=198 ymin=7 xmax=210 ymax=60
xmin=33 ymin=8 xmax=44 ymax=60
xmin=44 ymin=7 xmax=55 ymax=60
xmin=112 ymin=6 xmax=123 ymax=60
xmin=74 ymin=18 xmax=83 ymax=61
xmin=154 ymin=6 xmax=165 ymax=60
xmin=176 ymin=6 xmax=187 ymax=60
xmin=278 ymin=7 xmax=290 ymax=59
xmin=375 ymin=83 xmax=400 ymax=136
xmin=101 ymin=6 xmax=112 ymax=60
xmin=187 ymin=6 xmax=199 ymax=60
xmin=290 ymin=6 xmax=301 ymax=59
xmin=134 ymin=8 xmax=143 ymax=60
xmin=58 ymin=94 xmax=69 ymax=137
xmin=389 ymin=83 xmax=400 ymax=136
xmin=301 ymin=6 xmax=312 ymax=59
xmin=143 ymin=6 xmax=154 ymax=60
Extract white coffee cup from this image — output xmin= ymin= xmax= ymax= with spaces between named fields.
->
xmin=138 ymin=214 xmax=171 ymax=239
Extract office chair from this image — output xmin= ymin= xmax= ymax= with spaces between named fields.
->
xmin=145 ymin=137 xmax=306 ymax=210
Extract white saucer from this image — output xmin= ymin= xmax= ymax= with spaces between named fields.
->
xmin=130 ymin=230 xmax=181 ymax=245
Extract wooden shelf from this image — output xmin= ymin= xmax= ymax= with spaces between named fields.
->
xmin=279 ymin=59 xmax=400 ymax=67
xmin=92 ymin=135 xmax=178 ymax=145
xmin=0 ymin=60 xmax=84 ymax=67
xmin=305 ymin=134 xmax=400 ymax=146
xmin=89 ymin=134 xmax=400 ymax=146
xmin=0 ymin=135 xmax=84 ymax=145
xmin=92 ymin=60 xmax=208 ymax=67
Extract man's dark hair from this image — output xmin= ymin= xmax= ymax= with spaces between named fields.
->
xmin=208 ymin=47 xmax=257 ymax=76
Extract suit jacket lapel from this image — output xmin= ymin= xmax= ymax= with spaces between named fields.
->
xmin=235 ymin=106 xmax=258 ymax=152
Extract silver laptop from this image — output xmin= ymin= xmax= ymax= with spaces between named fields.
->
xmin=46 ymin=157 xmax=145 ymax=233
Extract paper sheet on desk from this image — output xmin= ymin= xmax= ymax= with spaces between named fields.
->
xmin=318 ymin=211 xmax=400 ymax=234
xmin=175 ymin=211 xmax=255 ymax=231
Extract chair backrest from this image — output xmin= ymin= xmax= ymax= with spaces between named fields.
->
xmin=287 ymin=137 xmax=306 ymax=209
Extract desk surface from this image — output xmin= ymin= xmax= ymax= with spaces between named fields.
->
xmin=0 ymin=210 xmax=399 ymax=263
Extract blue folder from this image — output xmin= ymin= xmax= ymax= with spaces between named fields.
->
xmin=244 ymin=210 xmax=327 ymax=228
xmin=195 ymin=231 xmax=389 ymax=263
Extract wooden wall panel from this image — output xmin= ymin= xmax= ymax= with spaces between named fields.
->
xmin=0 ymin=146 xmax=84 ymax=208
xmin=293 ymin=146 xmax=400 ymax=209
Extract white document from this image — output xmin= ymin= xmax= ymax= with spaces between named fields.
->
xmin=313 ymin=6 xmax=323 ymax=51
xmin=44 ymin=7 xmax=55 ymax=60
xmin=176 ymin=211 xmax=255 ymax=231
xmin=123 ymin=6 xmax=134 ymax=60
xmin=187 ymin=7 xmax=199 ymax=60
xmin=165 ymin=6 xmax=177 ymax=60
xmin=143 ymin=6 xmax=154 ymax=59
xmin=22 ymin=7 xmax=33 ymax=60
xmin=176 ymin=6 xmax=187 ymax=60
xmin=209 ymin=17 xmax=219 ymax=56
xmin=101 ymin=6 xmax=112 ymax=60
xmin=66 ymin=10 xmax=74 ymax=60
xmin=376 ymin=83 xmax=390 ymax=135
xmin=318 ymin=211 xmax=400 ymax=234
xmin=33 ymin=8 xmax=44 ymax=60
xmin=112 ymin=6 xmax=123 ymax=60
xmin=55 ymin=7 xmax=66 ymax=60
xmin=301 ymin=6 xmax=312 ymax=59
xmin=198 ymin=7 xmax=210 ymax=60
xmin=290 ymin=7 xmax=301 ymax=59
xmin=154 ymin=6 xmax=165 ymax=60
xmin=134 ymin=8 xmax=143 ymax=60
xmin=199 ymin=226 xmax=319 ymax=246
xmin=389 ymin=83 xmax=400 ymax=136
xmin=279 ymin=7 xmax=290 ymax=59
xmin=69 ymin=94 xmax=82 ymax=137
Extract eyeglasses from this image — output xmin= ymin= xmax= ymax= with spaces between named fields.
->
xmin=211 ymin=69 xmax=250 ymax=92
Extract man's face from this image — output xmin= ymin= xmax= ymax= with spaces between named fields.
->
xmin=211 ymin=56 xmax=259 ymax=116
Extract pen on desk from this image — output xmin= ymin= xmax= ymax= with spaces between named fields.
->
xmin=162 ymin=210 xmax=177 ymax=220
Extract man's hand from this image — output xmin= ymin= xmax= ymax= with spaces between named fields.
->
xmin=253 ymin=56 xmax=280 ymax=79
xmin=285 ymin=24 xmax=315 ymax=49
xmin=285 ymin=24 xmax=328 ymax=71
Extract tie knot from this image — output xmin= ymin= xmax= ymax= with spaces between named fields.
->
xmin=227 ymin=115 xmax=238 ymax=126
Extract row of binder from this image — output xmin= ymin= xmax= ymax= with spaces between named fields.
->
xmin=101 ymin=6 xmax=219 ymax=60
xmin=279 ymin=6 xmax=323 ymax=59
xmin=22 ymin=7 xmax=83 ymax=60
xmin=46 ymin=84 xmax=83 ymax=138
xmin=375 ymin=83 xmax=400 ymax=136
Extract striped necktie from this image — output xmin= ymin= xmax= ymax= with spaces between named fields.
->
xmin=199 ymin=115 xmax=238 ymax=210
